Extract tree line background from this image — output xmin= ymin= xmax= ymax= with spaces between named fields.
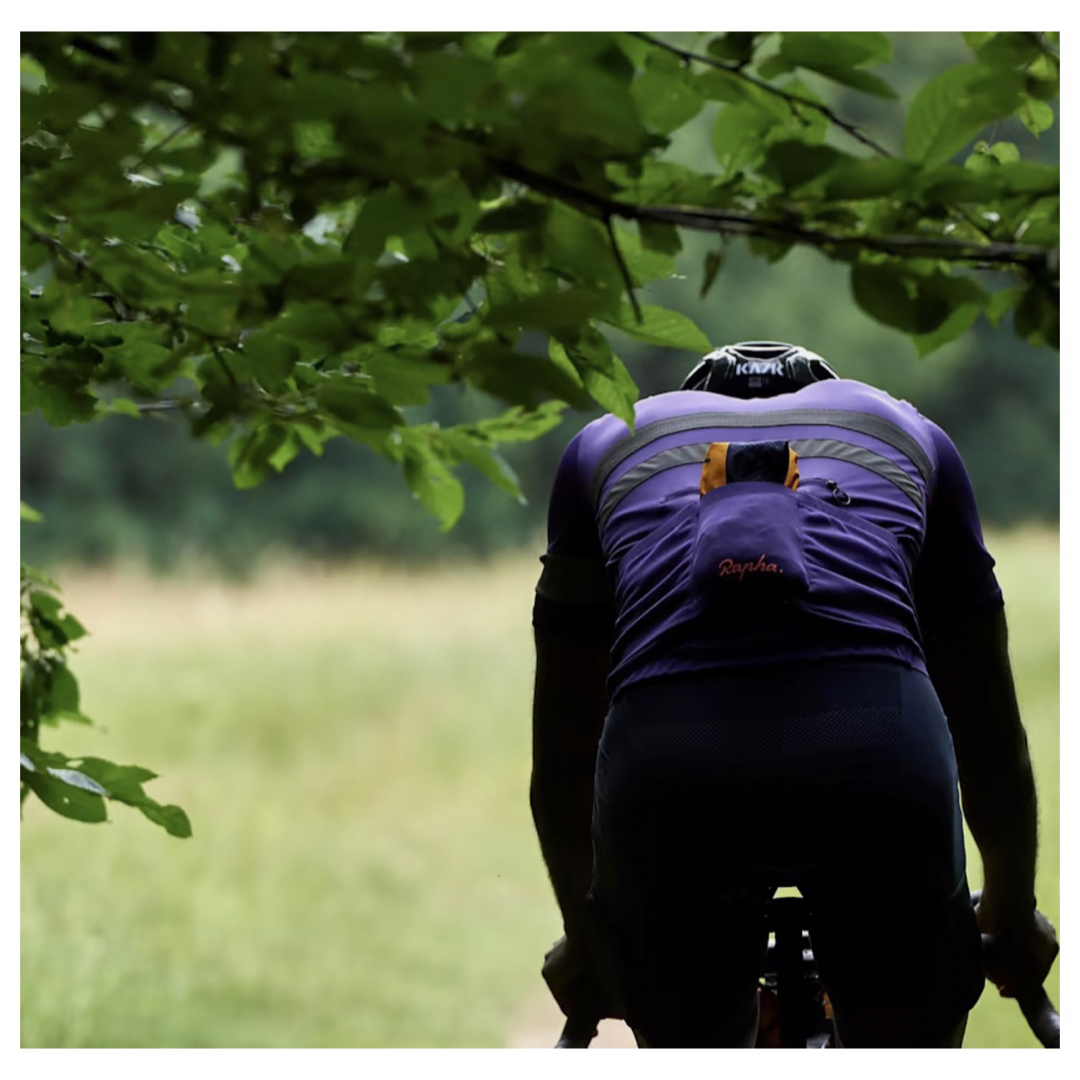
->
xmin=21 ymin=32 xmax=1058 ymax=574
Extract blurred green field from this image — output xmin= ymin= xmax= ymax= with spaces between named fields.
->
xmin=21 ymin=530 xmax=1059 ymax=1048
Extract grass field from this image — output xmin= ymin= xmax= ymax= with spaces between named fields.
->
xmin=20 ymin=531 xmax=1059 ymax=1048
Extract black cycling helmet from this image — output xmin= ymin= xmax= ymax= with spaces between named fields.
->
xmin=680 ymin=341 xmax=839 ymax=399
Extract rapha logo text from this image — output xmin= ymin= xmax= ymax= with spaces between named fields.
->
xmin=717 ymin=555 xmax=783 ymax=580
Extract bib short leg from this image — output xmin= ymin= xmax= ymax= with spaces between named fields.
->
xmin=587 ymin=661 xmax=985 ymax=1049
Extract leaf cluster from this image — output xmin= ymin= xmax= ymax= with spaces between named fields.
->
xmin=20 ymin=505 xmax=191 ymax=836
xmin=21 ymin=31 xmax=1058 ymax=527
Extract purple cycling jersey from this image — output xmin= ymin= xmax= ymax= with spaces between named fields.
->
xmin=535 ymin=379 xmax=1002 ymax=701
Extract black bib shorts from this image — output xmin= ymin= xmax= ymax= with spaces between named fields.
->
xmin=587 ymin=660 xmax=985 ymax=1048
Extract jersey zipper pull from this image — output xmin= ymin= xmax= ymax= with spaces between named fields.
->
xmin=825 ymin=479 xmax=852 ymax=506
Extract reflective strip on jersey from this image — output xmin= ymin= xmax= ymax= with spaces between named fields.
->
xmin=597 ymin=437 xmax=924 ymax=530
xmin=591 ymin=408 xmax=933 ymax=508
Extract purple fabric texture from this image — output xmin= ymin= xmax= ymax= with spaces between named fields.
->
xmin=540 ymin=380 xmax=1002 ymax=700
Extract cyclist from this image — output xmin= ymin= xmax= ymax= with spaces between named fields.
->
xmin=530 ymin=342 xmax=1058 ymax=1048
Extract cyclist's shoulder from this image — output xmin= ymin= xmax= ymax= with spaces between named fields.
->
xmin=567 ymin=391 xmax=713 ymax=473
xmin=802 ymin=377 xmax=930 ymax=426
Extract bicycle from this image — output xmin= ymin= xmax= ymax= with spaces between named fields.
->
xmin=554 ymin=893 xmax=1060 ymax=1048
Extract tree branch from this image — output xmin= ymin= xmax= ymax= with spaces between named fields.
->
xmin=494 ymin=158 xmax=1052 ymax=272
xmin=604 ymin=216 xmax=642 ymax=323
xmin=631 ymin=32 xmax=894 ymax=158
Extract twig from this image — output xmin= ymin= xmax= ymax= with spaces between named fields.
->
xmin=132 ymin=121 xmax=191 ymax=172
xmin=631 ymin=32 xmax=894 ymax=158
xmin=134 ymin=399 xmax=197 ymax=413
xmin=604 ymin=216 xmax=642 ymax=323
xmin=68 ymin=36 xmax=123 ymax=65
xmin=22 ymin=222 xmax=89 ymax=272
xmin=211 ymin=344 xmax=239 ymax=388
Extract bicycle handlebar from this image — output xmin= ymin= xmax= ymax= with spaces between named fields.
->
xmin=552 ymin=974 xmax=1061 ymax=1048
xmin=554 ymin=993 xmax=1060 ymax=1049
xmin=555 ymin=1015 xmax=599 ymax=1048
xmin=1015 ymin=985 xmax=1060 ymax=1049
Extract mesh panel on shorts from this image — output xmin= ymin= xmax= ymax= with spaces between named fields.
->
xmin=615 ymin=703 xmax=901 ymax=779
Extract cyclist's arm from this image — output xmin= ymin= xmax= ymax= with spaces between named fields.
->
xmin=914 ymin=422 xmax=1038 ymax=933
xmin=531 ymin=433 xmax=614 ymax=942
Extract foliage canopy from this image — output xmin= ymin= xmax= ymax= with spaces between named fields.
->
xmin=20 ymin=31 xmax=1059 ymax=830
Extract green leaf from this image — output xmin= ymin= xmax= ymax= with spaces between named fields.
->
xmin=1019 ymin=98 xmax=1055 ymax=135
xmin=712 ymin=104 xmax=772 ymax=175
xmin=21 ymin=502 xmax=43 ymax=523
xmin=402 ymin=438 xmax=465 ymax=530
xmin=486 ymin=288 xmax=617 ymax=333
xmin=780 ymin=31 xmax=892 ymax=69
xmin=441 ymin=433 xmax=523 ymax=500
xmin=757 ymin=55 xmax=797 ymax=80
xmin=611 ymin=223 xmax=677 ymax=285
xmin=973 ymin=31 xmax=1045 ymax=69
xmin=21 ymin=562 xmax=58 ymax=592
xmin=268 ymin=432 xmax=300 ymax=473
xmin=228 ymin=424 xmax=290 ymax=490
xmin=604 ymin=304 xmax=711 ymax=352
xmin=29 ymin=590 xmax=86 ymax=647
xmin=825 ymin=158 xmax=918 ymax=200
xmin=962 ymin=32 xmax=997 ymax=52
xmin=851 ymin=263 xmax=917 ymax=333
xmin=706 ymin=33 xmax=763 ymax=65
xmin=549 ymin=334 xmax=637 ymax=426
xmin=747 ymin=235 xmax=794 ymax=265
xmin=779 ymin=33 xmax=897 ymax=98
xmin=73 ymin=756 xmax=193 ymax=838
xmin=912 ymin=301 xmax=980 ymax=358
xmin=632 ymin=54 xmax=705 ymax=134
xmin=363 ymin=354 xmax=452 ymax=407
xmin=316 ymin=382 xmax=402 ymax=430
xmin=637 ymin=221 xmax=682 ymax=257
xmin=763 ymin=142 xmax=846 ymax=191
xmin=344 ymin=187 xmax=416 ymax=259
xmin=700 ymin=250 xmax=725 ymax=299
xmin=45 ymin=664 xmax=81 ymax=718
xmin=462 ymin=341 xmax=592 ymax=410
xmin=986 ymin=287 xmax=1025 ymax=328
xmin=23 ymin=770 xmax=107 ymax=823
xmin=474 ymin=200 xmax=551 ymax=234
xmin=58 ymin=612 xmax=87 ymax=642
xmin=905 ymin=64 xmax=1024 ymax=168
xmin=243 ymin=333 xmax=300 ymax=393
xmin=184 ymin=291 xmax=239 ymax=337
xmin=471 ymin=402 xmax=567 ymax=443
xmin=46 ymin=767 xmax=108 ymax=795
xmin=994 ymin=161 xmax=1059 ymax=196
xmin=695 ymin=68 xmax=753 ymax=104
xmin=43 ymin=281 xmax=98 ymax=337
xmin=1014 ymin=285 xmax=1058 ymax=347
xmin=132 ymin=801 xmax=193 ymax=838
xmin=989 ymin=142 xmax=1020 ymax=165
xmin=917 ymin=164 xmax=1004 ymax=204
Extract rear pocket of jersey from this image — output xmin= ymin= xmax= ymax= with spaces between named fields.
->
xmin=691 ymin=482 xmax=810 ymax=604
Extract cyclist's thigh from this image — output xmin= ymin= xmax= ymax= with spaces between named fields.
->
xmin=589 ymin=809 xmax=770 ymax=1049
xmin=806 ymin=875 xmax=982 ymax=1047
xmin=801 ymin=670 xmax=984 ymax=1047
xmin=590 ymin=695 xmax=771 ymax=1047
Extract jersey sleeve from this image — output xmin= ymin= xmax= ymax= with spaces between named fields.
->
xmin=532 ymin=430 xmax=615 ymax=642
xmin=914 ymin=420 xmax=1004 ymax=637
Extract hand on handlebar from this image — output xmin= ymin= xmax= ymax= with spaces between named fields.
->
xmin=972 ymin=889 xmax=1059 ymax=999
xmin=543 ymin=933 xmax=622 ymax=1023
